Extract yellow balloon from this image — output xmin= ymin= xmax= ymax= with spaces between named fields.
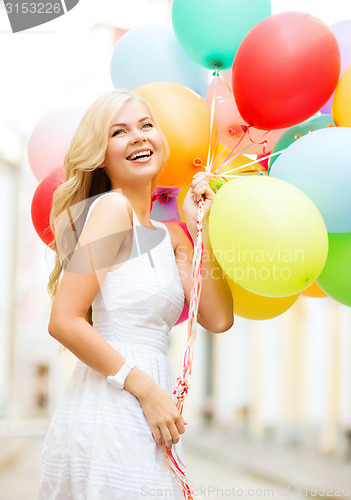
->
xmin=332 ymin=63 xmax=351 ymax=127
xmin=228 ymin=279 xmax=299 ymax=320
xmin=208 ymin=176 xmax=328 ymax=297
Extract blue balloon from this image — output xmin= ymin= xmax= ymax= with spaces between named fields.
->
xmin=110 ymin=25 xmax=209 ymax=98
xmin=270 ymin=127 xmax=351 ymax=233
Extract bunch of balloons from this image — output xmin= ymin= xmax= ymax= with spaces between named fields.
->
xmin=29 ymin=0 xmax=351 ymax=320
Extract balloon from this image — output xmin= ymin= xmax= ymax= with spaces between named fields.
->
xmin=208 ymin=176 xmax=328 ymax=297
xmin=257 ymin=155 xmax=269 ymax=172
xmin=31 ymin=166 xmax=66 ymax=247
xmin=176 ymin=186 xmax=188 ymax=222
xmin=317 ymin=232 xmax=351 ymax=307
xmin=268 ymin=114 xmax=334 ymax=170
xmin=270 ymin=126 xmax=351 ymax=233
xmin=171 ymin=0 xmax=271 ymax=70
xmin=205 ymin=71 xmax=286 ymax=155
xmin=110 ymin=25 xmax=209 ymax=98
xmin=228 ymin=279 xmax=299 ymax=320
xmin=301 ymin=282 xmax=327 ymax=298
xmin=27 ymin=107 xmax=86 ymax=182
xmin=134 ymin=82 xmax=218 ymax=187
xmin=321 ymin=20 xmax=351 ymax=114
xmin=175 ymin=306 xmax=188 ymax=326
xmin=150 ymin=187 xmax=181 ymax=222
xmin=332 ymin=63 xmax=351 ymax=127
xmin=232 ymin=12 xmax=341 ymax=130
xmin=163 ymin=220 xmax=194 ymax=326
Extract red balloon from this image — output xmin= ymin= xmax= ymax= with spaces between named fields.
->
xmin=31 ymin=166 xmax=65 ymax=248
xmin=163 ymin=219 xmax=193 ymax=326
xmin=232 ymin=12 xmax=340 ymax=130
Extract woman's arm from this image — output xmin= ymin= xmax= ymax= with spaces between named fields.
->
xmin=178 ymin=172 xmax=234 ymax=333
xmin=48 ymin=193 xmax=186 ymax=448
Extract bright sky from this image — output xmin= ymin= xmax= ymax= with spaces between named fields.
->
xmin=0 ymin=0 xmax=350 ymax=159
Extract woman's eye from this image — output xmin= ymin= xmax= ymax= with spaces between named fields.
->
xmin=142 ymin=122 xmax=153 ymax=129
xmin=112 ymin=129 xmax=125 ymax=137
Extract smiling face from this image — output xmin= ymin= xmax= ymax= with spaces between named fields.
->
xmin=102 ymin=98 xmax=165 ymax=190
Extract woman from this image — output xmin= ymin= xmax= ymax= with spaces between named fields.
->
xmin=39 ymin=89 xmax=233 ymax=499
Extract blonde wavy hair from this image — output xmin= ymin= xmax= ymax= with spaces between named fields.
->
xmin=46 ymin=89 xmax=170 ymax=332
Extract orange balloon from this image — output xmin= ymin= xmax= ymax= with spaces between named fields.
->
xmin=301 ymin=281 xmax=328 ymax=298
xmin=228 ymin=279 xmax=299 ymax=320
xmin=134 ymin=82 xmax=218 ymax=187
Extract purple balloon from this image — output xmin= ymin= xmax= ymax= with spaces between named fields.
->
xmin=150 ymin=187 xmax=181 ymax=222
xmin=321 ymin=20 xmax=351 ymax=114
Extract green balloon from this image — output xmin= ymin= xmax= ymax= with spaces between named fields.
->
xmin=268 ymin=114 xmax=334 ymax=172
xmin=317 ymin=232 xmax=351 ymax=307
xmin=172 ymin=0 xmax=271 ymax=70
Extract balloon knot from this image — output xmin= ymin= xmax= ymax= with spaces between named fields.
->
xmin=193 ymin=158 xmax=202 ymax=167
xmin=215 ymin=179 xmax=224 ymax=191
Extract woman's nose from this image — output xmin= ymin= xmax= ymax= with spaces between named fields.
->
xmin=131 ymin=131 xmax=147 ymax=143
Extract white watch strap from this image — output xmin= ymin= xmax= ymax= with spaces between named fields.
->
xmin=107 ymin=358 xmax=135 ymax=390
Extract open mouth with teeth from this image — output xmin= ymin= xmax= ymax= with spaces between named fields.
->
xmin=126 ymin=150 xmax=153 ymax=162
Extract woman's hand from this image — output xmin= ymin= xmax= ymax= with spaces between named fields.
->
xmin=138 ymin=382 xmax=187 ymax=449
xmin=182 ymin=171 xmax=215 ymax=239
xmin=125 ymin=368 xmax=187 ymax=449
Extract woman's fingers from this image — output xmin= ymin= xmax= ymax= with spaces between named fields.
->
xmin=151 ymin=425 xmax=163 ymax=446
xmin=175 ymin=415 xmax=186 ymax=435
xmin=159 ymin=424 xmax=174 ymax=449
xmin=190 ymin=172 xmax=214 ymax=202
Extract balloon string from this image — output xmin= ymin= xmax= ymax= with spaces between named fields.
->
xmin=165 ymin=197 xmax=205 ymax=499
xmin=211 ymin=126 xmax=250 ymax=175
xmin=164 ymin=72 xmax=218 ymax=500
xmin=217 ymin=70 xmax=233 ymax=97
xmin=206 ymin=70 xmax=220 ymax=170
xmin=220 ymin=149 xmax=285 ymax=176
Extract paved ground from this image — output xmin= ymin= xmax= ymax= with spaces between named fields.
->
xmin=0 ymin=420 xmax=350 ymax=500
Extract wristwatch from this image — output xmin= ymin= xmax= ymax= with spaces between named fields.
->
xmin=106 ymin=358 xmax=136 ymax=390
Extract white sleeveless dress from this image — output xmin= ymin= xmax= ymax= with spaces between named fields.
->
xmin=39 ymin=192 xmax=186 ymax=499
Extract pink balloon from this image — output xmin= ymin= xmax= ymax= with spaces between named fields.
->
xmin=27 ymin=106 xmax=86 ymax=182
xmin=175 ymin=305 xmax=189 ymax=326
xmin=205 ymin=70 xmax=286 ymax=155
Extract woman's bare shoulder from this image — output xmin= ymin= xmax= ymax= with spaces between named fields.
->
xmin=80 ymin=191 xmax=133 ymax=245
